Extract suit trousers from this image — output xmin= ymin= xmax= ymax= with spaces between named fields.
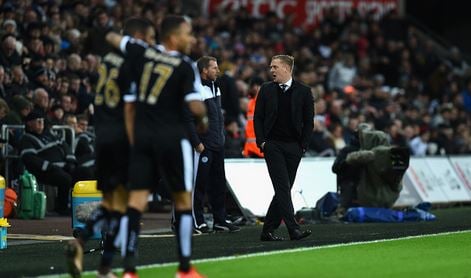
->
xmin=262 ymin=140 xmax=303 ymax=233
xmin=192 ymin=146 xmax=227 ymax=227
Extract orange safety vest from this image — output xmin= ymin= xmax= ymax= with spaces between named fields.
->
xmin=243 ymin=97 xmax=264 ymax=158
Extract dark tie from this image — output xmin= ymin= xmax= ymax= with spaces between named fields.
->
xmin=280 ymin=84 xmax=287 ymax=92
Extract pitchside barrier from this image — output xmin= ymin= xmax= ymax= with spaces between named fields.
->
xmin=225 ymin=156 xmax=471 ymax=217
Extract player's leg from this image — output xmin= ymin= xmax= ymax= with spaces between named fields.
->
xmin=97 ymin=139 xmax=131 ymax=275
xmin=118 ymin=189 xmax=149 ymax=276
xmin=116 ymin=140 xmax=155 ymax=277
xmin=98 ymin=185 xmax=128 ymax=276
xmin=66 ymin=188 xmax=112 ymax=278
xmin=163 ymin=137 xmax=204 ymax=277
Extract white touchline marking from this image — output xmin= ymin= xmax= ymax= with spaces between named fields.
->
xmin=63 ymin=229 xmax=471 ymax=277
xmin=139 ymin=230 xmax=471 ymax=269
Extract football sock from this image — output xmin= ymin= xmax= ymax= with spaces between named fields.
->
xmin=175 ymin=209 xmax=192 ymax=272
xmin=100 ymin=211 xmax=123 ymax=269
xmin=117 ymin=207 xmax=141 ymax=273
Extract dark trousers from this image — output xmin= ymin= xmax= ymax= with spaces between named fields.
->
xmin=34 ymin=166 xmax=72 ymax=211
xmin=337 ymin=177 xmax=358 ymax=209
xmin=262 ymin=140 xmax=303 ymax=233
xmin=193 ymin=147 xmax=227 ymax=226
xmin=33 ymin=165 xmax=95 ymax=211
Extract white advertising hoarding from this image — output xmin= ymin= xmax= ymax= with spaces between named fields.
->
xmin=449 ymin=156 xmax=471 ymax=198
xmin=403 ymin=158 xmax=449 ymax=203
xmin=225 ymin=158 xmax=336 ymax=217
xmin=425 ymin=157 xmax=471 ymax=202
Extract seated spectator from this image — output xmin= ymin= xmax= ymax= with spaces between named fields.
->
xmin=64 ymin=113 xmax=95 ymax=169
xmin=19 ymin=110 xmax=93 ymax=215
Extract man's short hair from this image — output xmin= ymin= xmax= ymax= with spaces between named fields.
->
xmin=160 ymin=15 xmax=190 ymax=41
xmin=272 ymin=55 xmax=294 ymax=71
xmin=196 ymin=56 xmax=217 ymax=73
xmin=123 ymin=17 xmax=152 ymax=37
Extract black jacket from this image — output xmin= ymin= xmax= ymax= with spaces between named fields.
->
xmin=19 ymin=130 xmax=76 ymax=175
xmin=185 ymin=79 xmax=225 ymax=150
xmin=254 ymin=80 xmax=314 ymax=150
xmin=74 ymin=131 xmax=95 ymax=168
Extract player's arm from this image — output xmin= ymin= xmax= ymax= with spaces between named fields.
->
xmin=183 ymin=61 xmax=208 ymax=135
xmin=105 ymin=32 xmax=123 ymax=49
xmin=122 ymin=77 xmax=137 ymax=145
xmin=124 ymin=102 xmax=135 ymax=145
xmin=106 ymin=33 xmax=138 ymax=56
xmin=188 ymin=101 xmax=208 ymax=134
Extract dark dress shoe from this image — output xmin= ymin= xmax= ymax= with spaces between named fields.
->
xmin=260 ymin=232 xmax=284 ymax=241
xmin=290 ymin=229 xmax=312 ymax=240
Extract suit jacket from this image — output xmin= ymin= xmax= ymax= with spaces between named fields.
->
xmin=254 ymin=80 xmax=314 ymax=150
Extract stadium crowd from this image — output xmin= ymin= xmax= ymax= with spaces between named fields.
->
xmin=0 ymin=0 xmax=470 ymax=183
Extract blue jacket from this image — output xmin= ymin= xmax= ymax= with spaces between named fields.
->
xmin=185 ymin=79 xmax=225 ymax=151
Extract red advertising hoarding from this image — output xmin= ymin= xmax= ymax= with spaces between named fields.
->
xmin=203 ymin=0 xmax=399 ymax=28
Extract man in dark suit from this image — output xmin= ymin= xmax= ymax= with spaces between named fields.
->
xmin=254 ymin=55 xmax=314 ymax=241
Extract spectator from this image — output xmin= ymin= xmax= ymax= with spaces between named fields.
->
xmin=0 ymin=65 xmax=6 ymax=99
xmin=0 ymin=34 xmax=22 ymax=68
xmin=306 ymin=115 xmax=335 ymax=157
xmin=19 ymin=110 xmax=89 ymax=215
xmin=32 ymin=87 xmax=50 ymax=114
xmin=64 ymin=114 xmax=95 ymax=169
xmin=0 ymin=98 xmax=10 ymax=126
xmin=218 ymin=62 xmax=241 ymax=127
xmin=6 ymin=65 xmax=30 ymax=100
xmin=3 ymin=95 xmax=32 ymax=127
xmin=224 ymin=121 xmax=244 ymax=158
xmin=83 ymin=8 xmax=113 ymax=57
xmin=328 ymin=53 xmax=357 ymax=92
xmin=409 ymin=129 xmax=431 ymax=156
xmin=329 ymin=123 xmax=347 ymax=153
xmin=48 ymin=104 xmax=64 ymax=125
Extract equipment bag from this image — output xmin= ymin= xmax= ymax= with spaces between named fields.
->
xmin=315 ymin=192 xmax=340 ymax=218
xmin=18 ymin=171 xmax=46 ymax=219
xmin=33 ymin=191 xmax=46 ymax=219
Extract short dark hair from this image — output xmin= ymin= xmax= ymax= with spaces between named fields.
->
xmin=272 ymin=55 xmax=294 ymax=71
xmin=196 ymin=56 xmax=217 ymax=73
xmin=123 ymin=17 xmax=153 ymax=37
xmin=160 ymin=15 xmax=189 ymax=41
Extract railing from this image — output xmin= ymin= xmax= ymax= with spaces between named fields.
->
xmin=1 ymin=125 xmax=25 ymax=183
xmin=0 ymin=125 xmax=79 ymax=185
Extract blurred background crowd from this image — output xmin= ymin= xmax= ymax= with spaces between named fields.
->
xmin=0 ymin=0 xmax=470 ymax=184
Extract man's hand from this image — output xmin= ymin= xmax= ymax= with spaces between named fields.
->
xmin=105 ymin=32 xmax=123 ymax=49
xmin=195 ymin=143 xmax=205 ymax=153
xmin=195 ymin=115 xmax=209 ymax=134
xmin=260 ymin=142 xmax=266 ymax=151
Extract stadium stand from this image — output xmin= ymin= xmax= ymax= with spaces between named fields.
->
xmin=0 ymin=1 xmax=470 ymax=214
